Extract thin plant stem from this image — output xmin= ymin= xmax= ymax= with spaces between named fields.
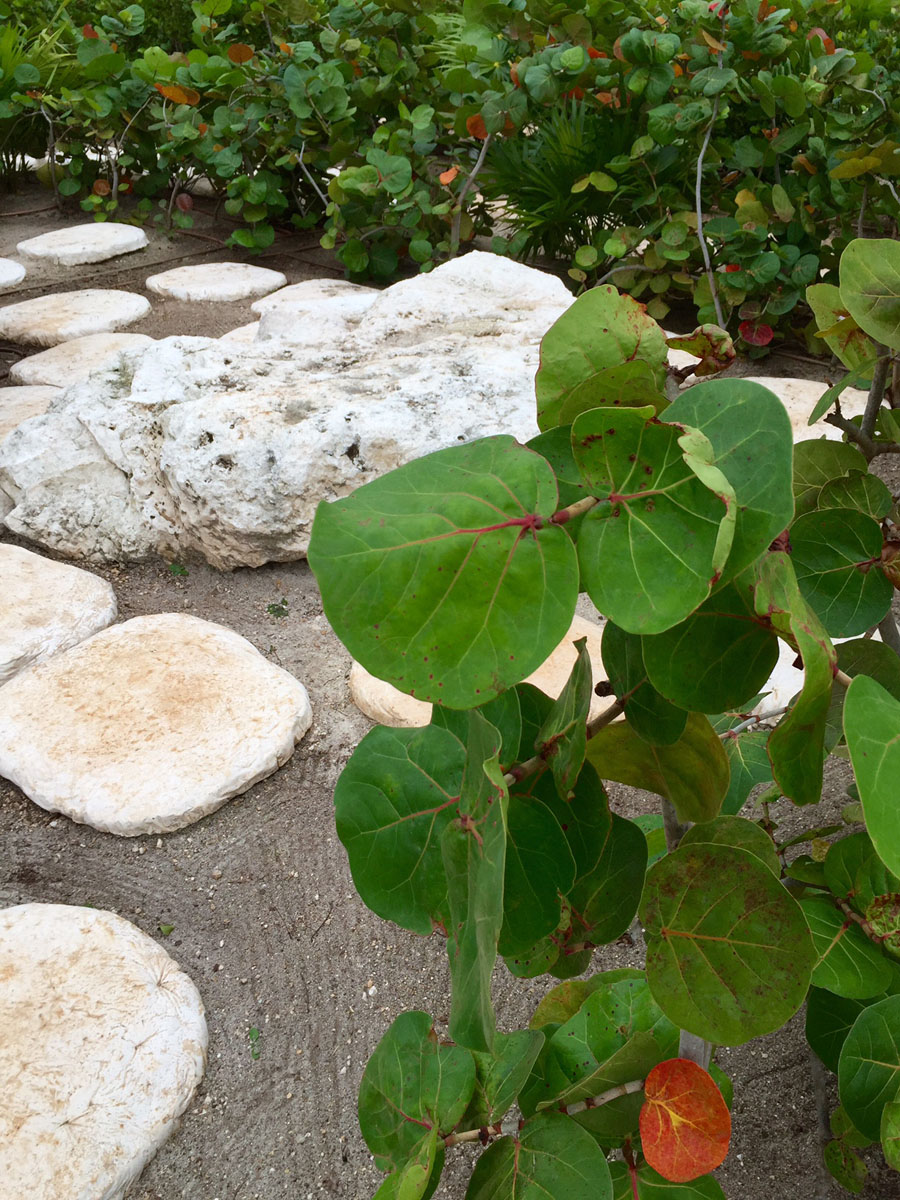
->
xmin=861 ymin=350 xmax=890 ymax=441
xmin=662 ymin=798 xmax=688 ymax=853
xmin=450 ymin=133 xmax=493 ymax=258
xmin=678 ymin=1031 xmax=712 ymax=1071
xmin=879 ymin=611 xmax=900 ymax=657
xmin=695 ymin=97 xmax=724 ymax=329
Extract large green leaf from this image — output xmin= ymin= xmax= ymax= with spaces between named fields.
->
xmin=664 ymin=379 xmax=794 ymax=578
xmin=610 ymin=1164 xmax=726 ymax=1199
xmin=839 ymin=238 xmax=900 ymax=351
xmin=825 ymin=832 xmax=900 ymax=916
xmin=845 ymin=676 xmax=900 ymax=878
xmin=431 ymin=689 xmax=522 ymax=773
xmin=574 ymin=407 xmax=735 ymax=634
xmin=442 ymin=712 xmax=508 ymax=1052
xmin=642 ymin=583 xmax=780 ymax=713
xmin=534 ymin=637 xmax=593 ymax=798
xmin=530 ymin=968 xmax=646 ymax=1030
xmin=535 ymin=285 xmax=668 ymax=432
xmin=719 ymin=729 xmax=773 ymax=815
xmin=800 ymin=896 xmax=894 ymax=999
xmin=334 ymin=724 xmax=464 ymax=934
xmin=641 ymin=843 xmax=816 ymax=1044
xmin=806 ymin=988 xmax=880 ymax=1074
xmin=462 ymin=1030 xmax=546 ymax=1129
xmin=500 ymin=793 xmax=575 ymax=956
xmin=839 ymin=995 xmax=900 ymax=1139
xmin=466 ymin=1112 xmax=613 ymax=1199
xmin=680 ymin=814 xmax=780 ymax=876
xmin=586 ymin=712 xmax=730 ymax=824
xmin=558 ymin=362 xmax=669 ymax=426
xmin=806 ymin=282 xmax=875 ymax=375
xmin=792 ymin=441 xmax=868 ymax=518
xmin=359 ymin=1011 xmax=475 ymax=1170
xmin=308 ymin=436 xmax=578 ymax=709
xmin=819 ymin=471 xmax=893 ymax=520
xmin=790 ymin=508 xmax=892 ymax=637
xmin=602 ymin=621 xmax=688 ymax=746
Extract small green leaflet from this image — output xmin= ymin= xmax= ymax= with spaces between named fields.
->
xmin=534 ymin=637 xmax=593 ymax=798
xmin=790 ymin=508 xmax=892 ymax=638
xmin=838 ymin=995 xmax=900 ymax=1139
xmin=610 ymin=1163 xmax=727 ymax=1199
xmin=800 ymin=896 xmax=893 ymax=999
xmin=844 ymin=676 xmax=900 ymax=878
xmin=839 ymin=238 xmax=900 ymax=351
xmin=466 ymin=1112 xmax=613 ymax=1200
xmin=461 ymin=1030 xmax=545 ymax=1130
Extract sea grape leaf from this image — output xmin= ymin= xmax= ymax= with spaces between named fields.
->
xmin=441 ymin=711 xmax=507 ymax=1052
xmin=719 ymin=730 xmax=773 ymax=815
xmin=806 ymin=282 xmax=875 ymax=375
xmin=308 ymin=436 xmax=578 ymax=709
xmin=526 ymin=426 xmax=591 ymax=541
xmin=751 ymin=552 xmax=836 ymax=806
xmin=462 ymin=1030 xmax=545 ymax=1129
xmin=827 ymin=638 xmax=900 ymax=748
xmin=664 ymin=379 xmax=794 ymax=579
xmin=792 ymin=441 xmax=868 ymax=518
xmin=636 ymin=812 xmax=668 ymax=865
xmin=844 ymin=676 xmax=900 ymax=878
xmin=602 ymin=621 xmax=688 ymax=747
xmin=500 ymin=793 xmax=575 ymax=956
xmin=641 ymin=843 xmax=816 ymax=1044
xmin=838 ymin=995 xmax=900 ymax=1139
xmin=372 ymin=1131 xmax=441 ymax=1200
xmin=807 ymin=366 xmax=879 ymax=428
xmin=825 ymin=832 xmax=900 ymax=916
xmin=466 ymin=1111 xmax=612 ymax=1200
xmin=819 ymin=471 xmax=893 ymax=520
xmin=806 ymin=988 xmax=881 ymax=1073
xmin=557 ymin=362 xmax=669 ymax=426
xmin=665 ymin=326 xmax=735 ymax=377
xmin=800 ymin=896 xmax=893 ymax=999
xmin=639 ymin=1059 xmax=731 ymax=1183
xmin=334 ymin=724 xmax=464 ymax=934
xmin=573 ymin=407 xmax=735 ymax=634
xmin=680 ymin=815 xmax=780 ymax=876
xmin=824 ymin=1138 xmax=867 ymax=1194
xmin=840 ymin=238 xmax=900 ymax=351
xmin=359 ymin=1011 xmax=475 ymax=1170
xmin=641 ymin=583 xmax=780 ymax=713
xmin=431 ymin=689 xmax=522 ymax=772
xmin=881 ymin=1099 xmax=900 ymax=1171
xmin=610 ymin=1163 xmax=727 ymax=1199
xmin=530 ymin=968 xmax=646 ymax=1030
xmin=534 ymin=637 xmax=593 ymax=798
xmin=586 ymin=712 xmax=729 ymax=824
xmin=535 ymin=285 xmax=668 ymax=432
xmin=790 ymin=508 xmax=892 ymax=638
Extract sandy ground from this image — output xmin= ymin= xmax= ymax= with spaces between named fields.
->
xmin=2 ymin=185 xmax=899 ymax=1199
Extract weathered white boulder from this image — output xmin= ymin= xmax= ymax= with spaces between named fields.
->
xmin=0 ymin=613 xmax=312 ymax=834
xmin=0 ymin=902 xmax=206 ymax=1200
xmin=251 ymin=278 xmax=377 ymax=317
xmin=0 ymin=544 xmax=117 ymax=684
xmin=219 ymin=321 xmax=259 ymax=345
xmin=0 ymin=258 xmax=26 ymax=291
xmin=745 ymin=376 xmax=868 ymax=443
xmin=350 ymin=614 xmax=609 ymax=727
xmin=0 ymin=385 xmax=60 ymax=442
xmin=146 ymin=262 xmax=287 ymax=302
xmin=0 ymin=289 xmax=151 ymax=347
xmin=0 ymin=254 xmax=574 ymax=567
xmin=16 ymin=222 xmax=148 ymax=266
xmin=10 ymin=331 xmax=154 ymax=387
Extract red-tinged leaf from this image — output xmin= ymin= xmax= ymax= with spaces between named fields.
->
xmin=154 ymin=83 xmax=201 ymax=105
xmin=640 ymin=1058 xmax=731 ymax=1182
xmin=795 ymin=154 xmax=818 ymax=175
xmin=227 ymin=43 xmax=255 ymax=64
xmin=807 ymin=26 xmax=836 ymax=54
xmin=739 ymin=320 xmax=774 ymax=346
xmin=82 ymin=23 xmax=98 ymax=38
xmin=701 ymin=28 xmax=728 ymax=52
xmin=439 ymin=166 xmax=460 ymax=185
xmin=613 ymin=36 xmax=627 ymax=61
xmin=466 ymin=114 xmax=488 ymax=140
xmin=91 ymin=179 xmax=111 ymax=196
xmin=588 ymin=46 xmax=608 ymax=59
xmin=175 ymin=193 xmax=193 ymax=212
xmin=279 ymin=42 xmax=293 ymax=55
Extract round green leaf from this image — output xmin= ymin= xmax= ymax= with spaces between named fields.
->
xmin=641 ymin=843 xmax=816 ymax=1044
xmin=467 ymin=1112 xmax=612 ymax=1200
xmin=819 ymin=471 xmax=892 ymax=520
xmin=825 ymin=832 xmax=900 ymax=916
xmin=790 ymin=508 xmax=892 ymax=637
xmin=500 ymin=795 xmax=576 ymax=956
xmin=840 ymin=238 xmax=900 ymax=351
xmin=610 ymin=1163 xmax=726 ymax=1199
xmin=881 ymin=1099 xmax=900 ymax=1171
xmin=601 ymin=621 xmax=688 ymax=746
xmin=309 ymin=436 xmax=578 ymax=709
xmin=839 ymin=995 xmax=900 ymax=1139
xmin=558 ymin=362 xmax=668 ymax=426
xmin=806 ymin=988 xmax=879 ymax=1074
xmin=680 ymin=815 xmax=780 ymax=876
xmin=800 ymin=896 xmax=893 ymax=999
xmin=844 ymin=676 xmax=900 ymax=879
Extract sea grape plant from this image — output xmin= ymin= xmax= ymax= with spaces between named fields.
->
xmin=308 ymin=238 xmax=900 ymax=1198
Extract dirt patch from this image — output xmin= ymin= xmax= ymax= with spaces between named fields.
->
xmin=1 ymin=195 xmax=899 ymax=1199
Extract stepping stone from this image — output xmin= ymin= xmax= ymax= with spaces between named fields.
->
xmin=10 ymin=332 xmax=154 ymax=388
xmin=0 ymin=386 xmax=60 ymax=442
xmin=0 ymin=613 xmax=312 ymax=834
xmin=251 ymin=278 xmax=377 ymax=317
xmin=16 ymin=222 xmax=148 ymax=266
xmin=0 ymin=545 xmax=117 ymax=685
xmin=0 ymin=902 xmax=206 ymax=1200
xmin=0 ymin=258 xmax=26 ymax=292
xmin=219 ymin=321 xmax=259 ymax=345
xmin=746 ymin=376 xmax=868 ymax=443
xmin=0 ymin=289 xmax=151 ymax=348
xmin=349 ymin=614 xmax=609 ymax=728
xmin=146 ymin=262 xmax=287 ymax=303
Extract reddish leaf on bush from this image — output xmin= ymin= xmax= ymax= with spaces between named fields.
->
xmin=587 ymin=46 xmax=608 ymax=59
xmin=92 ymin=179 xmax=111 ymax=196
xmin=154 ymin=83 xmax=201 ymax=106
xmin=227 ymin=43 xmax=255 ymax=64
xmin=439 ymin=166 xmax=459 ymax=185
xmin=465 ymin=114 xmax=488 ymax=140
xmin=82 ymin=23 xmax=98 ymax=38
xmin=640 ymin=1058 xmax=731 ymax=1182
xmin=807 ymin=27 xmax=836 ymax=54
xmin=739 ymin=320 xmax=774 ymax=346
xmin=175 ymin=193 xmax=194 ymax=213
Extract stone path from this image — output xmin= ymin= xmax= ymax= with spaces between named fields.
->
xmin=9 ymin=331 xmax=154 ymax=388
xmin=0 ymin=258 xmax=26 ymax=291
xmin=0 ymin=903 xmax=206 ymax=1200
xmin=0 ymin=289 xmax=151 ymax=346
xmin=17 ymin=221 xmax=149 ymax=266
xmin=146 ymin=262 xmax=287 ymax=302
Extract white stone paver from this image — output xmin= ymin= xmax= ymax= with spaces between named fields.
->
xmin=0 ymin=613 xmax=312 ymax=834
xmin=0 ymin=544 xmax=117 ymax=685
xmin=0 ymin=258 xmax=26 ymax=291
xmin=219 ymin=321 xmax=260 ymax=345
xmin=251 ymin=278 xmax=376 ymax=317
xmin=10 ymin=332 xmax=154 ymax=388
xmin=0 ymin=385 xmax=60 ymax=442
xmin=0 ymin=289 xmax=151 ymax=347
xmin=0 ymin=902 xmax=206 ymax=1200
xmin=17 ymin=222 xmax=148 ymax=266
xmin=146 ymin=262 xmax=287 ymax=302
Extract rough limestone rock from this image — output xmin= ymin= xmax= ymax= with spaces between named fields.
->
xmin=252 ymin=278 xmax=377 ymax=319
xmin=0 ymin=254 xmax=574 ymax=567
xmin=0 ymin=258 xmax=26 ymax=291
xmin=146 ymin=262 xmax=287 ymax=302
xmin=10 ymin=331 xmax=154 ymax=388
xmin=0 ymin=902 xmax=206 ymax=1200
xmin=16 ymin=222 xmax=148 ymax=266
xmin=0 ymin=289 xmax=151 ymax=347
xmin=349 ymin=614 xmax=609 ymax=727
xmin=219 ymin=321 xmax=260 ymax=345
xmin=746 ymin=376 xmax=868 ymax=442
xmin=0 ymin=613 xmax=312 ymax=834
xmin=0 ymin=544 xmax=117 ymax=685
xmin=0 ymin=385 xmax=60 ymax=443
